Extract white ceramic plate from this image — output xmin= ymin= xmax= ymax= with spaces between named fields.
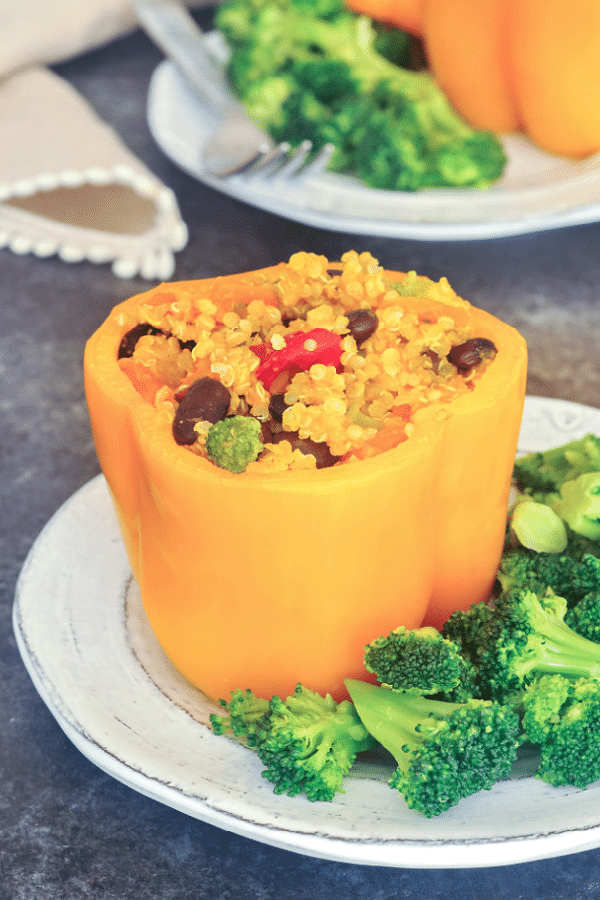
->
xmin=146 ymin=42 xmax=600 ymax=241
xmin=13 ymin=396 xmax=600 ymax=869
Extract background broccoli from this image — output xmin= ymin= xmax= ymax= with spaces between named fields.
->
xmin=205 ymin=415 xmax=264 ymax=473
xmin=210 ymin=683 xmax=377 ymax=801
xmin=214 ymin=0 xmax=506 ymax=191
xmin=521 ymin=674 xmax=600 ymax=789
xmin=346 ymin=678 xmax=521 ymax=818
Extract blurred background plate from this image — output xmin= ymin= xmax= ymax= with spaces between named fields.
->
xmin=13 ymin=396 xmax=600 ymax=869
xmin=146 ymin=43 xmax=600 ymax=241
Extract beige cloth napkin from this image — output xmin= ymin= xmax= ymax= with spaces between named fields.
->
xmin=0 ymin=0 xmax=203 ymax=279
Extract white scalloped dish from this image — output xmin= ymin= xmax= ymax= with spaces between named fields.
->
xmin=13 ymin=396 xmax=600 ymax=869
xmin=146 ymin=44 xmax=600 ymax=241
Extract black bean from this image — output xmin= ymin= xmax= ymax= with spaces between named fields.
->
xmin=172 ymin=377 xmax=231 ymax=445
xmin=270 ymin=431 xmax=340 ymax=469
xmin=448 ymin=337 xmax=497 ymax=372
xmin=421 ymin=348 xmax=440 ymax=373
xmin=260 ymin=420 xmax=275 ymax=443
xmin=268 ymin=393 xmax=289 ymax=424
xmin=346 ymin=308 xmax=378 ymax=345
xmin=118 ymin=323 xmax=163 ymax=359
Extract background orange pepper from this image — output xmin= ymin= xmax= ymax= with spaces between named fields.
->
xmin=346 ymin=0 xmax=600 ymax=157
xmin=344 ymin=0 xmax=425 ymax=34
xmin=422 ymin=0 xmax=520 ymax=135
xmin=505 ymin=0 xmax=600 ymax=158
xmin=84 ymin=267 xmax=527 ymax=702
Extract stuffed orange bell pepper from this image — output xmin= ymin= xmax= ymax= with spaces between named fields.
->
xmin=84 ymin=251 xmax=527 ymax=702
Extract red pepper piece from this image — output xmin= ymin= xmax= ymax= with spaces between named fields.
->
xmin=251 ymin=328 xmax=343 ymax=390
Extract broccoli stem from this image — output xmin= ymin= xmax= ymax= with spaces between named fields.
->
xmin=345 ymin=678 xmax=460 ymax=774
xmin=516 ymin=610 xmax=600 ymax=681
xmin=217 ymin=0 xmax=506 ymax=190
xmin=302 ymin=15 xmax=472 ymax=145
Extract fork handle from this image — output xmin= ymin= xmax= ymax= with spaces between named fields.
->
xmin=134 ymin=0 xmax=237 ymax=115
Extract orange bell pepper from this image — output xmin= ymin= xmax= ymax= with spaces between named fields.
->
xmin=346 ymin=0 xmax=600 ymax=157
xmin=84 ymin=263 xmax=527 ymax=702
xmin=422 ymin=0 xmax=521 ymax=135
xmin=423 ymin=0 xmax=600 ymax=155
xmin=344 ymin=0 xmax=425 ymax=35
xmin=504 ymin=0 xmax=600 ymax=158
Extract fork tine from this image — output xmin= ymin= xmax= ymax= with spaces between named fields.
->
xmin=299 ymin=142 xmax=335 ymax=178
xmin=234 ymin=142 xmax=291 ymax=177
xmin=271 ymin=140 xmax=313 ymax=177
xmin=236 ymin=139 xmax=334 ymax=181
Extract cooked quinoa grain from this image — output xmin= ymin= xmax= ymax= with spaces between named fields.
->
xmin=117 ymin=251 xmax=497 ymax=472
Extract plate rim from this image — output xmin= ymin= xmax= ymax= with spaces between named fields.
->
xmin=146 ymin=58 xmax=600 ymax=242
xmin=13 ymin=395 xmax=600 ymax=869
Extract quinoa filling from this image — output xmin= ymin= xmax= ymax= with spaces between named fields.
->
xmin=117 ymin=251 xmax=497 ymax=473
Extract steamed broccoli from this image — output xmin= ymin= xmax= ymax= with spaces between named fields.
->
xmin=214 ymin=0 xmax=506 ymax=191
xmin=210 ymin=683 xmax=377 ymax=801
xmin=521 ymin=674 xmax=600 ymax=789
xmin=363 ymin=625 xmax=478 ymax=700
xmin=210 ymin=687 xmax=272 ymax=744
xmin=553 ymin=473 xmax=600 ymax=541
xmin=346 ymin=678 xmax=521 ymax=817
xmin=514 ymin=435 xmax=600 ymax=540
xmin=442 ymin=588 xmax=600 ymax=704
xmin=514 ymin=434 xmax=600 ymax=500
xmin=499 ymin=543 xmax=600 ymax=644
xmin=205 ymin=415 xmax=264 ymax=473
xmin=498 ymin=547 xmax=600 ymax=609
xmin=564 ymin=592 xmax=600 ymax=644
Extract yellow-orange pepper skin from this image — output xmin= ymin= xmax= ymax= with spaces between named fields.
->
xmin=346 ymin=0 xmax=600 ymax=158
xmin=344 ymin=0 xmax=425 ymax=34
xmin=505 ymin=0 xmax=600 ymax=158
xmin=84 ymin=269 xmax=527 ymax=702
xmin=422 ymin=0 xmax=521 ymax=136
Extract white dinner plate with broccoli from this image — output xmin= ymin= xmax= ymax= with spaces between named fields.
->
xmin=146 ymin=36 xmax=600 ymax=242
xmin=12 ymin=396 xmax=600 ymax=869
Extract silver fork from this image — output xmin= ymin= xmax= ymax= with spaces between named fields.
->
xmin=134 ymin=0 xmax=334 ymax=179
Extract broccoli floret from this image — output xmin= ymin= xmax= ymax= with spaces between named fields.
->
xmin=210 ymin=687 xmax=272 ymax=745
xmin=553 ymin=472 xmax=600 ymax=541
xmin=498 ymin=547 xmax=600 ymax=609
xmin=443 ymin=588 xmax=600 ymax=704
xmin=521 ymin=674 xmax=600 ymax=789
xmin=210 ymin=683 xmax=377 ymax=801
xmin=214 ymin=0 xmax=505 ymax=191
xmin=363 ymin=625 xmax=477 ymax=699
xmin=514 ymin=434 xmax=600 ymax=500
xmin=346 ymin=679 xmax=521 ymax=817
xmin=564 ymin=527 xmax=600 ymax=561
xmin=513 ymin=434 xmax=600 ymax=540
xmin=441 ymin=600 xmax=496 ymax=698
xmin=205 ymin=415 xmax=264 ymax=473
xmin=565 ymin=592 xmax=600 ymax=643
